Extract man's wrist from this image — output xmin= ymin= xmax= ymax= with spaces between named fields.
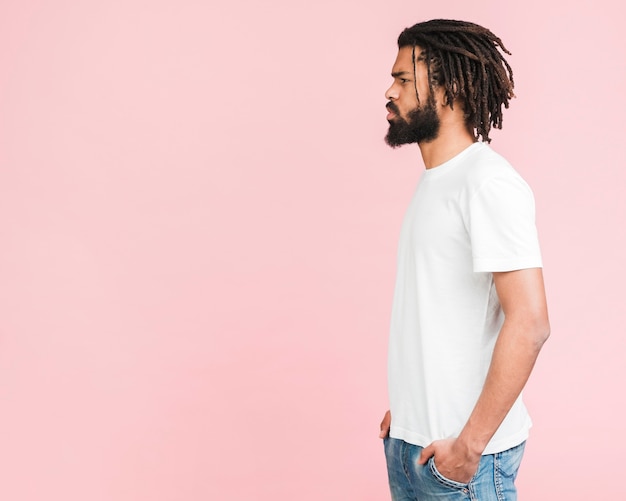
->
xmin=456 ymin=430 xmax=489 ymax=457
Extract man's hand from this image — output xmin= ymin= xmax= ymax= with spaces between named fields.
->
xmin=418 ymin=438 xmax=481 ymax=484
xmin=379 ymin=410 xmax=391 ymax=438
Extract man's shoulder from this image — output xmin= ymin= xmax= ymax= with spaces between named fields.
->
xmin=462 ymin=144 xmax=522 ymax=187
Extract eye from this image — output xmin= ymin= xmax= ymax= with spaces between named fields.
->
xmin=400 ymin=78 xmax=410 ymax=84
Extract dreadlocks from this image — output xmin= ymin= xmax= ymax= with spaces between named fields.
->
xmin=398 ymin=19 xmax=514 ymax=143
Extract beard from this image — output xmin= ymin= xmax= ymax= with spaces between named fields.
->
xmin=385 ymin=98 xmax=441 ymax=147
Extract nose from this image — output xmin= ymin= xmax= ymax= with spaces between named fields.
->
xmin=385 ymin=82 xmax=398 ymax=101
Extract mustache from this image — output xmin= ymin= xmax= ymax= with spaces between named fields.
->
xmin=386 ymin=101 xmax=400 ymax=114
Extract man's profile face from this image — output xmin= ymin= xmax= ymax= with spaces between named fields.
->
xmin=384 ymin=46 xmax=441 ymax=147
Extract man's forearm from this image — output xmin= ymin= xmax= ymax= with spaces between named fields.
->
xmin=458 ymin=315 xmax=550 ymax=454
xmin=418 ymin=268 xmax=549 ymax=483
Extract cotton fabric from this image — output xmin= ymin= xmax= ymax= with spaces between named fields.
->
xmin=387 ymin=142 xmax=542 ymax=455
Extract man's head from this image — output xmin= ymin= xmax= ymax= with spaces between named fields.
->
xmin=385 ymin=45 xmax=442 ymax=147
xmin=385 ymin=19 xmax=514 ymax=146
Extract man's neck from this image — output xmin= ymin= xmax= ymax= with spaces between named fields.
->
xmin=418 ymin=118 xmax=476 ymax=169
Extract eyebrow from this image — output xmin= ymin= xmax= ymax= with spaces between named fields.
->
xmin=391 ymin=71 xmax=411 ymax=78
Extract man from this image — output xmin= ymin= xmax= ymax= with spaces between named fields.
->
xmin=379 ymin=20 xmax=550 ymax=501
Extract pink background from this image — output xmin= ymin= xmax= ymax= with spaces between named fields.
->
xmin=1 ymin=1 xmax=624 ymax=499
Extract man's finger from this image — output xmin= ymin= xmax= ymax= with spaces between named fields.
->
xmin=418 ymin=443 xmax=435 ymax=464
xmin=379 ymin=421 xmax=390 ymax=438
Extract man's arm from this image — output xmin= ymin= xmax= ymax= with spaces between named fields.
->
xmin=418 ymin=267 xmax=550 ymax=483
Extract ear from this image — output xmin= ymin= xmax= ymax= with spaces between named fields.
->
xmin=440 ymin=81 xmax=460 ymax=108
xmin=433 ymin=85 xmax=450 ymax=108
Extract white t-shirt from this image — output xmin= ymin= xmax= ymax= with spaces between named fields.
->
xmin=387 ymin=142 xmax=542 ymax=455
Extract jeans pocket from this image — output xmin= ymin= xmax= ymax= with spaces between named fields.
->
xmin=495 ymin=441 xmax=525 ymax=479
xmin=428 ymin=457 xmax=470 ymax=490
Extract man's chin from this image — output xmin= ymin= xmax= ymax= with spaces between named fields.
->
xmin=385 ymin=133 xmax=412 ymax=148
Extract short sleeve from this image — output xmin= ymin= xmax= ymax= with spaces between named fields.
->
xmin=469 ymin=174 xmax=542 ymax=273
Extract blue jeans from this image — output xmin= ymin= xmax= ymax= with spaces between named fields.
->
xmin=384 ymin=437 xmax=525 ymax=501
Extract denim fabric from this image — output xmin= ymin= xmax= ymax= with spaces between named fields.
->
xmin=384 ymin=437 xmax=525 ymax=501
